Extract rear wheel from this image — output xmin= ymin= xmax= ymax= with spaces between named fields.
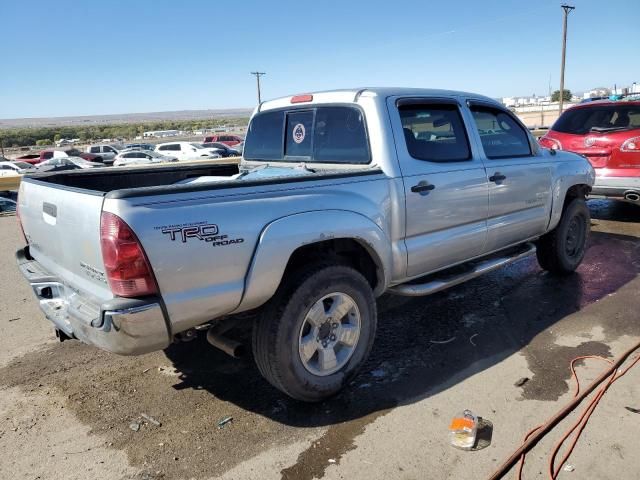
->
xmin=252 ymin=264 xmax=377 ymax=402
xmin=536 ymin=197 xmax=590 ymax=275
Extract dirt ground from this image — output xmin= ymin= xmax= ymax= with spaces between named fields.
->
xmin=0 ymin=199 xmax=639 ymax=480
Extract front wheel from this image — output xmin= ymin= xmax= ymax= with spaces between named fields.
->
xmin=536 ymin=197 xmax=590 ymax=275
xmin=252 ymin=264 xmax=377 ymax=402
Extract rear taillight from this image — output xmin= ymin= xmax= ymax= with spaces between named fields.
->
xmin=539 ymin=136 xmax=562 ymax=150
xmin=100 ymin=212 xmax=158 ymax=297
xmin=621 ymin=136 xmax=640 ymax=152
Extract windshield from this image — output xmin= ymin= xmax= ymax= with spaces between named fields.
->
xmin=244 ymin=106 xmax=370 ymax=164
xmin=553 ymin=104 xmax=640 ymax=134
xmin=12 ymin=162 xmax=33 ymax=169
xmin=67 ymin=157 xmax=96 ymax=167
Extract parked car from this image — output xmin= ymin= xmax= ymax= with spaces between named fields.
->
xmin=36 ymin=156 xmax=102 ymax=172
xmin=123 ymin=143 xmax=155 ymax=152
xmin=86 ymin=145 xmax=120 ymax=165
xmin=0 ymin=161 xmax=35 ymax=174
xmin=16 ymin=88 xmax=594 ymax=402
xmin=113 ymin=150 xmax=178 ymax=167
xmin=155 ymin=142 xmax=222 ymax=161
xmin=0 ymin=197 xmax=17 ymax=213
xmin=203 ymin=134 xmax=243 ymax=146
xmin=539 ymin=99 xmax=640 ymax=204
xmin=201 ymin=142 xmax=241 ymax=157
xmin=0 ymin=161 xmax=32 ymax=191
xmin=14 ymin=153 xmax=42 ymax=165
xmin=15 ymin=149 xmax=103 ymax=165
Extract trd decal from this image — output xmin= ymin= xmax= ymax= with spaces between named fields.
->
xmin=156 ymin=222 xmax=244 ymax=247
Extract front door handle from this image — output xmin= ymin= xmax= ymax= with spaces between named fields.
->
xmin=489 ymin=173 xmax=506 ymax=183
xmin=411 ymin=181 xmax=436 ymax=195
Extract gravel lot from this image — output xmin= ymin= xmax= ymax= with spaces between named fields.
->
xmin=0 ymin=200 xmax=639 ymax=480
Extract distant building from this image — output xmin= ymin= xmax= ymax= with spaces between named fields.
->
xmin=143 ymin=129 xmax=180 ymax=138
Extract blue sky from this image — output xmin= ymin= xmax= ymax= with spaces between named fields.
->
xmin=1 ymin=0 xmax=637 ymax=118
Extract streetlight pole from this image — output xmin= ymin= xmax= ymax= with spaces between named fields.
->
xmin=250 ymin=72 xmax=266 ymax=104
xmin=558 ymin=4 xmax=575 ymax=114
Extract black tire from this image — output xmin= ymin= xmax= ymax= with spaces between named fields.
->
xmin=536 ymin=197 xmax=590 ymax=275
xmin=252 ymin=264 xmax=377 ymax=402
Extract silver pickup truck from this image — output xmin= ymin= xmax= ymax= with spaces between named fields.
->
xmin=16 ymin=88 xmax=595 ymax=401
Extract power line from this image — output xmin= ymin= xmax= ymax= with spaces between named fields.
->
xmin=558 ymin=4 xmax=575 ymax=113
xmin=250 ymin=72 xmax=266 ymax=104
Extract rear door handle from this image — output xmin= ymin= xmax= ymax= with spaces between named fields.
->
xmin=489 ymin=173 xmax=506 ymax=183
xmin=411 ymin=181 xmax=436 ymax=194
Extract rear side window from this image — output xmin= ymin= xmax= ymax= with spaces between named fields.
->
xmin=244 ymin=106 xmax=370 ymax=164
xmin=399 ymin=104 xmax=471 ymax=162
xmin=90 ymin=146 xmax=100 ymax=153
xmin=470 ymin=107 xmax=531 ymax=159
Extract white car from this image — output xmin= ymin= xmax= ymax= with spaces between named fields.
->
xmin=155 ymin=142 xmax=221 ymax=161
xmin=0 ymin=161 xmax=35 ymax=175
xmin=36 ymin=157 xmax=102 ymax=171
xmin=113 ymin=150 xmax=178 ymax=167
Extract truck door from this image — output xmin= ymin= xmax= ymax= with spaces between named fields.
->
xmin=389 ymin=97 xmax=489 ymax=278
xmin=466 ymin=101 xmax=552 ymax=252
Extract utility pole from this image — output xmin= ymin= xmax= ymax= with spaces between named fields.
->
xmin=250 ymin=72 xmax=266 ymax=104
xmin=558 ymin=4 xmax=575 ymax=114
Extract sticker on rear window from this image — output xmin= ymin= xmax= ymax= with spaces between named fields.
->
xmin=292 ymin=123 xmax=306 ymax=144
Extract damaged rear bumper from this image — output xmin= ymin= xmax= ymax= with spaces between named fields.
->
xmin=16 ymin=247 xmax=171 ymax=355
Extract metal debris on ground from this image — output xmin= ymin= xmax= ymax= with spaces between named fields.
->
xmin=625 ymin=406 xmax=640 ymax=414
xmin=217 ymin=416 xmax=233 ymax=429
xmin=469 ymin=334 xmax=478 ymax=346
xmin=514 ymin=377 xmax=530 ymax=387
xmin=429 ymin=336 xmax=456 ymax=345
xmin=563 ymin=464 xmax=575 ymax=472
xmin=142 ymin=368 xmax=150 ymax=373
xmin=129 ymin=422 xmax=141 ymax=432
xmin=141 ymin=413 xmax=162 ymax=427
xmin=328 ymin=459 xmax=336 ymax=463
xmin=8 ymin=317 xmax=20 ymax=322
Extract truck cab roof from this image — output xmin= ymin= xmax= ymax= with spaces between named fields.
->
xmin=258 ymin=87 xmax=501 ymax=112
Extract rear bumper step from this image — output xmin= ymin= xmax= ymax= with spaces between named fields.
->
xmin=388 ymin=243 xmax=536 ymax=297
xmin=16 ymin=247 xmax=171 ymax=355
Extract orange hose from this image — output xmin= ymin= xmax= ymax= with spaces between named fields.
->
xmin=488 ymin=341 xmax=640 ymax=480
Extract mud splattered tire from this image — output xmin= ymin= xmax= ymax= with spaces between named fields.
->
xmin=536 ymin=197 xmax=590 ymax=275
xmin=252 ymin=264 xmax=377 ymax=402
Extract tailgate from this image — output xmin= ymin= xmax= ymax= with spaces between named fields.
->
xmin=18 ymin=179 xmax=113 ymax=303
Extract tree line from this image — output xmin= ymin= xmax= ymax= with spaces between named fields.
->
xmin=0 ymin=117 xmax=249 ymax=148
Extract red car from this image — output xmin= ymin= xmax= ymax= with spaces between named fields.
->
xmin=539 ymin=99 xmax=640 ymax=204
xmin=15 ymin=148 xmax=104 ymax=165
xmin=202 ymin=134 xmax=243 ymax=146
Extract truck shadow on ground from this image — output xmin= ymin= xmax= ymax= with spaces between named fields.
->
xmin=164 ymin=203 xmax=640 ymax=430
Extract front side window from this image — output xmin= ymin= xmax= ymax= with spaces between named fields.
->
xmin=244 ymin=106 xmax=370 ymax=164
xmin=399 ymin=103 xmax=471 ymax=162
xmin=471 ymin=107 xmax=531 ymax=158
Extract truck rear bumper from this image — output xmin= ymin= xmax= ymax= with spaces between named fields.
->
xmin=16 ymin=247 xmax=171 ymax=355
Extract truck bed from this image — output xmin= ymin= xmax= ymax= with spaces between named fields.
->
xmin=25 ymin=163 xmax=240 ymax=194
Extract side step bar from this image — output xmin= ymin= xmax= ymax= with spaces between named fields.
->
xmin=388 ymin=243 xmax=536 ymax=297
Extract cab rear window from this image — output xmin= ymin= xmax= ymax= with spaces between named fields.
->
xmin=244 ymin=106 xmax=370 ymax=164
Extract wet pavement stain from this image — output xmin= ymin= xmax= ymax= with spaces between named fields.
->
xmin=280 ymin=405 xmax=394 ymax=480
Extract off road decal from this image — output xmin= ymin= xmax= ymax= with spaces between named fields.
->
xmin=156 ymin=222 xmax=244 ymax=247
